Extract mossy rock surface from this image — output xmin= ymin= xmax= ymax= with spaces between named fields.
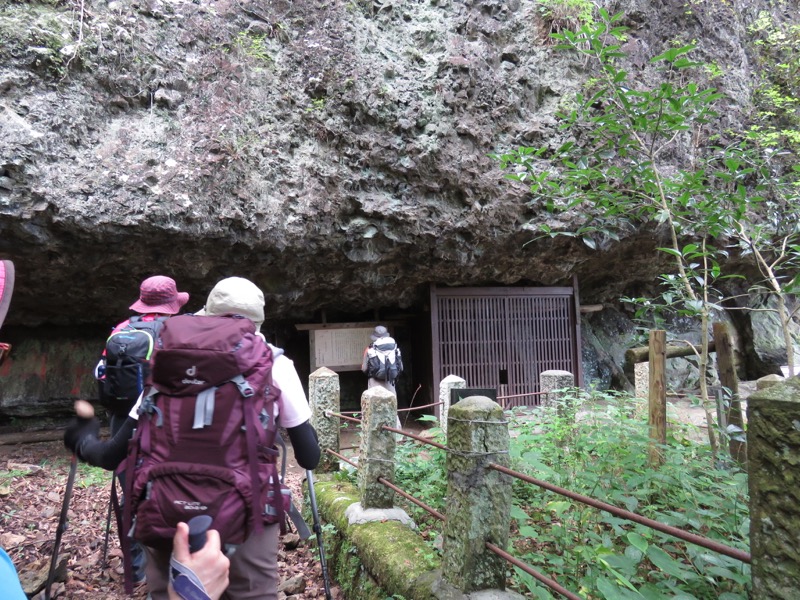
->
xmin=313 ymin=476 xmax=441 ymax=600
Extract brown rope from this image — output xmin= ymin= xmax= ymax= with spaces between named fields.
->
xmin=324 ymin=448 xmax=358 ymax=469
xmin=377 ymin=477 xmax=445 ymax=521
xmin=381 ymin=425 xmax=447 ymax=451
xmin=485 ymin=542 xmax=583 ymax=600
xmin=487 ymin=463 xmax=751 ymax=563
xmin=496 ymin=391 xmax=547 ymax=400
xmin=397 ymin=400 xmax=444 ymax=413
xmin=325 ymin=411 xmax=363 ymax=425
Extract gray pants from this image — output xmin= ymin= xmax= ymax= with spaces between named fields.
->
xmin=144 ymin=523 xmax=280 ymax=600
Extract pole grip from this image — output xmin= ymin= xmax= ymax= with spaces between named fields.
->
xmin=187 ymin=515 xmax=213 ymax=553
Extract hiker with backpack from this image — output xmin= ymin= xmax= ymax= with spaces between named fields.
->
xmin=65 ymin=276 xmax=321 ymax=600
xmin=98 ymin=275 xmax=190 ymax=426
xmin=96 ymin=274 xmax=190 ymax=584
xmin=361 ymin=325 xmax=404 ymax=394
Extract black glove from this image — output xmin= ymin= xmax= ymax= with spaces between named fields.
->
xmin=63 ymin=417 xmax=101 ymax=457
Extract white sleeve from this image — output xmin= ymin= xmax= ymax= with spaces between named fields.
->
xmin=271 ymin=355 xmax=312 ymax=429
xmin=128 ymin=392 xmax=143 ymax=420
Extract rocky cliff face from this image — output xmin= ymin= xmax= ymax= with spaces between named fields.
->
xmin=0 ymin=0 xmax=796 ymax=417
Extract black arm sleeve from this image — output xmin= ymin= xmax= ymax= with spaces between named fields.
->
xmin=286 ymin=420 xmax=321 ymax=470
xmin=78 ymin=416 xmax=135 ymax=471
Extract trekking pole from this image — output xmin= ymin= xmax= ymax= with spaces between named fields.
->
xmin=101 ymin=472 xmax=116 ymax=568
xmin=275 ymin=435 xmax=312 ymax=539
xmin=306 ymin=470 xmax=333 ymax=600
xmin=45 ymin=453 xmax=78 ymax=600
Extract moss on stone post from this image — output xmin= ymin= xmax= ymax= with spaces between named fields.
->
xmin=359 ymin=386 xmax=396 ymax=508
xmin=748 ymin=377 xmax=800 ymax=598
xmin=442 ymin=395 xmax=511 ymax=593
xmin=439 ymin=374 xmax=465 ymax=438
xmin=309 ymin=367 xmax=340 ymax=472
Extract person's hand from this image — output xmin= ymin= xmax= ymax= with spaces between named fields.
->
xmin=63 ymin=416 xmax=100 ymax=456
xmin=168 ymin=522 xmax=229 ymax=600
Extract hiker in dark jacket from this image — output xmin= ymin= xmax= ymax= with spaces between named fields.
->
xmin=66 ymin=277 xmax=320 ymax=600
xmin=97 ymin=275 xmax=190 ymax=433
xmin=96 ymin=274 xmax=190 ymax=584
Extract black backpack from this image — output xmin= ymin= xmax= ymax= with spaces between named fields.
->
xmin=101 ymin=316 xmax=168 ymax=414
xmin=365 ymin=344 xmax=403 ymax=383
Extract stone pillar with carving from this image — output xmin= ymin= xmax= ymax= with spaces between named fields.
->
xmin=540 ymin=369 xmax=575 ymax=416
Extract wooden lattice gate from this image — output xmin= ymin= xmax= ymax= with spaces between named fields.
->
xmin=430 ymin=282 xmax=583 ymax=409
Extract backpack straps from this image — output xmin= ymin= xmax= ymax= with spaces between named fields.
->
xmin=192 ymin=376 xmax=254 ymax=429
xmin=242 ymin=394 xmax=265 ymax=536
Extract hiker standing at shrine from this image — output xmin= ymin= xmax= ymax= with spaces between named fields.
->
xmin=361 ymin=325 xmax=404 ymax=394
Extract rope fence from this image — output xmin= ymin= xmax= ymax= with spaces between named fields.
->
xmin=397 ymin=400 xmax=443 ymax=412
xmin=496 ymin=391 xmax=547 ymax=401
xmin=380 ymin=425 xmax=448 ymax=451
xmin=325 ymin=410 xmax=362 ymax=425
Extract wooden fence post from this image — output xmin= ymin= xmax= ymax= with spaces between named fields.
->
xmin=309 ymin=367 xmax=340 ymax=473
xmin=359 ymin=385 xmax=397 ymax=508
xmin=442 ymin=395 xmax=511 ymax=593
xmin=648 ymin=330 xmax=667 ymax=467
xmin=713 ymin=322 xmax=746 ymax=465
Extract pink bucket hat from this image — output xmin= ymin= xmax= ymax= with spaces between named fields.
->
xmin=129 ymin=275 xmax=189 ymax=315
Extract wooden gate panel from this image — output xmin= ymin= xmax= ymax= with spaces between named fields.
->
xmin=431 ymin=285 xmax=581 ymax=409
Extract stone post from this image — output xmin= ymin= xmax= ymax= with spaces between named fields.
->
xmin=756 ymin=374 xmax=785 ymax=391
xmin=634 ymin=362 xmax=649 ymax=398
xmin=540 ymin=370 xmax=574 ymax=415
xmin=309 ymin=367 xmax=340 ymax=473
xmin=358 ymin=385 xmax=397 ymax=508
xmin=747 ymin=377 xmax=800 ymax=598
xmin=439 ymin=374 xmax=466 ymax=438
xmin=442 ymin=395 xmax=511 ymax=592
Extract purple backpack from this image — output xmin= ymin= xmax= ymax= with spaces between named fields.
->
xmin=121 ymin=314 xmax=289 ymax=589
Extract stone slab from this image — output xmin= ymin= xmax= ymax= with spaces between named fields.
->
xmin=344 ymin=502 xmax=415 ymax=527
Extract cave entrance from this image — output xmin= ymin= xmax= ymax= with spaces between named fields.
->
xmin=430 ymin=279 xmax=583 ymax=412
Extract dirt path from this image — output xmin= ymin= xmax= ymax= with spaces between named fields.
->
xmin=0 ymin=440 xmax=339 ymax=599
xmin=662 ymin=380 xmax=755 ymax=444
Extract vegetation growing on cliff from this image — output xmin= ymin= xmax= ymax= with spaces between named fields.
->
xmin=493 ymin=10 xmax=800 ymax=397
